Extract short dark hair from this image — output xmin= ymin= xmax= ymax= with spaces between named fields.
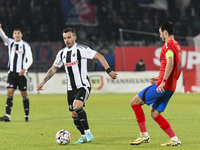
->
xmin=14 ymin=28 xmax=22 ymax=32
xmin=159 ymin=22 xmax=175 ymax=35
xmin=63 ymin=27 xmax=76 ymax=36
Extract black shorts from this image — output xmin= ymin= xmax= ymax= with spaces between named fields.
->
xmin=7 ymin=72 xmax=28 ymax=91
xmin=67 ymin=87 xmax=91 ymax=111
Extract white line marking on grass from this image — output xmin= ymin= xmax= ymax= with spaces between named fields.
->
xmin=11 ymin=117 xmax=200 ymax=121
xmin=52 ymin=117 xmax=200 ymax=121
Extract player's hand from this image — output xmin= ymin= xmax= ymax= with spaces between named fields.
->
xmin=109 ymin=71 xmax=117 ymax=79
xmin=156 ymin=82 xmax=165 ymax=93
xmin=150 ymin=76 xmax=158 ymax=84
xmin=37 ymin=81 xmax=45 ymax=90
xmin=19 ymin=69 xmax=26 ymax=76
xmin=0 ymin=23 xmax=2 ymax=28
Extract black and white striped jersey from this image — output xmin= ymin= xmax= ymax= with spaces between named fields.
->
xmin=5 ymin=38 xmax=33 ymax=73
xmin=53 ymin=43 xmax=97 ymax=91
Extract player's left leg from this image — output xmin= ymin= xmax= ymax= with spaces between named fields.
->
xmin=20 ymin=90 xmax=30 ymax=122
xmin=150 ymin=91 xmax=181 ymax=146
xmin=19 ymin=75 xmax=30 ymax=122
xmin=151 ymin=108 xmax=181 ymax=146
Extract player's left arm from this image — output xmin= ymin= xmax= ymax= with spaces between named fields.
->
xmin=19 ymin=45 xmax=33 ymax=76
xmin=157 ymin=50 xmax=174 ymax=93
xmin=93 ymin=52 xmax=117 ymax=79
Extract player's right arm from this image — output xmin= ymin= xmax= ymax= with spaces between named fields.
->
xmin=0 ymin=23 xmax=9 ymax=44
xmin=37 ymin=50 xmax=63 ymax=90
xmin=37 ymin=66 xmax=59 ymax=90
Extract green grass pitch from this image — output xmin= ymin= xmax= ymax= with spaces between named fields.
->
xmin=0 ymin=93 xmax=200 ymax=150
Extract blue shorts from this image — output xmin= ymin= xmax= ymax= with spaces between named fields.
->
xmin=138 ymin=84 xmax=174 ymax=112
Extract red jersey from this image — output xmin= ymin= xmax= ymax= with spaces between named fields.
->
xmin=156 ymin=40 xmax=182 ymax=91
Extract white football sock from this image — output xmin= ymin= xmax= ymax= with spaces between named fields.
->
xmin=171 ymin=136 xmax=179 ymax=141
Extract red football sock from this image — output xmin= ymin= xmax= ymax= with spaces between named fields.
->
xmin=131 ymin=104 xmax=147 ymax=133
xmin=154 ymin=114 xmax=176 ymax=138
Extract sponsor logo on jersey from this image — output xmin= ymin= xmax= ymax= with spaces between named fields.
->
xmin=64 ymin=60 xmax=79 ymax=67
xmin=72 ymin=52 xmax=76 ymax=57
xmin=12 ymin=48 xmax=24 ymax=54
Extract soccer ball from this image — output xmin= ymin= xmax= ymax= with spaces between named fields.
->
xmin=55 ymin=130 xmax=71 ymax=145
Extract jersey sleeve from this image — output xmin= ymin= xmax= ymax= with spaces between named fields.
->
xmin=5 ymin=38 xmax=14 ymax=46
xmin=81 ymin=47 xmax=97 ymax=59
xmin=23 ymin=43 xmax=33 ymax=70
xmin=0 ymin=28 xmax=10 ymax=45
xmin=53 ymin=50 xmax=63 ymax=68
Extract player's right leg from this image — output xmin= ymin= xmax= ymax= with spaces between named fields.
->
xmin=0 ymin=88 xmax=15 ymax=122
xmin=1 ymin=72 xmax=17 ymax=122
xmin=73 ymin=102 xmax=94 ymax=143
xmin=72 ymin=111 xmax=87 ymax=144
xmin=73 ymin=88 xmax=94 ymax=143
xmin=130 ymin=95 xmax=150 ymax=145
xmin=68 ymin=88 xmax=94 ymax=144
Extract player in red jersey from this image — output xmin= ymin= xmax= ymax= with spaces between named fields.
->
xmin=130 ymin=22 xmax=182 ymax=146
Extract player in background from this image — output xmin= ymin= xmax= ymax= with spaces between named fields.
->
xmin=0 ymin=22 xmax=33 ymax=122
xmin=130 ymin=22 xmax=182 ymax=146
xmin=37 ymin=27 xmax=117 ymax=144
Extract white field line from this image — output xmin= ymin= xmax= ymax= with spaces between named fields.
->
xmin=11 ymin=117 xmax=199 ymax=121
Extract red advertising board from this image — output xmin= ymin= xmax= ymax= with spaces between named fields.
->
xmin=115 ymin=46 xmax=200 ymax=92
xmin=115 ymin=46 xmax=196 ymax=71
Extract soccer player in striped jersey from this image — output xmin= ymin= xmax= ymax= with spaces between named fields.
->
xmin=37 ymin=27 xmax=117 ymax=144
xmin=0 ymin=23 xmax=33 ymax=122
xmin=130 ymin=22 xmax=182 ymax=146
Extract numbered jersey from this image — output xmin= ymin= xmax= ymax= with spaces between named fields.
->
xmin=156 ymin=40 xmax=182 ymax=91
xmin=53 ymin=43 xmax=97 ymax=90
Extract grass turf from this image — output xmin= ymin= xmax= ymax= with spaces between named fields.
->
xmin=0 ymin=93 xmax=199 ymax=150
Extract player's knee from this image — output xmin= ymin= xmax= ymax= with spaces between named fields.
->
xmin=150 ymin=110 xmax=160 ymax=119
xmin=71 ymin=111 xmax=78 ymax=118
xmin=73 ymin=107 xmax=83 ymax=114
xmin=7 ymin=89 xmax=14 ymax=97
xmin=21 ymin=91 xmax=28 ymax=98
xmin=23 ymin=96 xmax=29 ymax=101
xmin=6 ymin=96 xmax=13 ymax=107
xmin=130 ymin=99 xmax=138 ymax=105
xmin=131 ymin=95 xmax=143 ymax=105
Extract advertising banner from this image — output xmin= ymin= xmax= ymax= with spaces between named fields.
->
xmin=0 ymin=71 xmax=183 ymax=95
xmin=0 ymin=72 xmax=38 ymax=95
xmin=115 ymin=46 xmax=199 ymax=93
xmin=115 ymin=46 xmax=197 ymax=71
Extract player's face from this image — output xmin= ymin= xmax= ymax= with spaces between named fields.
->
xmin=13 ymin=30 xmax=23 ymax=42
xmin=159 ymin=28 xmax=165 ymax=42
xmin=63 ymin=31 xmax=77 ymax=49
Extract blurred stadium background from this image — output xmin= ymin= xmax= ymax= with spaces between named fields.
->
xmin=0 ymin=0 xmax=200 ymax=93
